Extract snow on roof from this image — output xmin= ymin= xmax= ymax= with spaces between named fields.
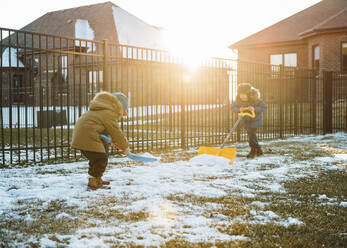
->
xmin=1 ymin=47 xmax=25 ymax=68
xmin=112 ymin=6 xmax=164 ymax=50
xmin=75 ymin=19 xmax=95 ymax=52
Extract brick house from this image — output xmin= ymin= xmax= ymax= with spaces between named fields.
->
xmin=229 ymin=0 xmax=347 ymax=72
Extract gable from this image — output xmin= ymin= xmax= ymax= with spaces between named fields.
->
xmin=112 ymin=6 xmax=164 ymax=49
xmin=17 ymin=1 xmax=164 ymax=50
xmin=20 ymin=2 xmax=118 ymax=44
xmin=230 ymin=0 xmax=347 ymax=49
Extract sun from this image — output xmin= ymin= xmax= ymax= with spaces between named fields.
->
xmin=162 ymin=29 xmax=209 ymax=69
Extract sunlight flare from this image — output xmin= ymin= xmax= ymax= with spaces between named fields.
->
xmin=147 ymin=201 xmax=178 ymax=228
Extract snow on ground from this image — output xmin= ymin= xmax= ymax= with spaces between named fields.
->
xmin=0 ymin=133 xmax=346 ymax=247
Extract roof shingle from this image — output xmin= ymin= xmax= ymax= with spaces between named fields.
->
xmin=229 ymin=0 xmax=347 ymax=49
xmin=21 ymin=1 xmax=119 ymax=43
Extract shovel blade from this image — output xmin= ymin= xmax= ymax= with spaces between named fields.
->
xmin=128 ymin=153 xmax=158 ymax=162
xmin=198 ymin=147 xmax=237 ymax=165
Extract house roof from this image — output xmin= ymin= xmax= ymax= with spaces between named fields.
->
xmin=299 ymin=7 xmax=347 ymax=38
xmin=21 ymin=1 xmax=119 ymax=44
xmin=4 ymin=1 xmax=164 ymax=50
xmin=229 ymin=0 xmax=347 ymax=49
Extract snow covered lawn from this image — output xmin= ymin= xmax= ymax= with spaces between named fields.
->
xmin=0 ymin=133 xmax=346 ymax=247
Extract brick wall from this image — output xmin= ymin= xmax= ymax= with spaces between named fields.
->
xmin=308 ymin=33 xmax=347 ymax=71
xmin=237 ymin=43 xmax=308 ymax=68
xmin=236 ymin=32 xmax=347 ymax=71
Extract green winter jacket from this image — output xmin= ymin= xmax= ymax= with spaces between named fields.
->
xmin=71 ymin=91 xmax=129 ymax=153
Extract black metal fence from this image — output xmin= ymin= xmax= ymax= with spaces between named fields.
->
xmin=1 ymin=27 xmax=346 ymax=166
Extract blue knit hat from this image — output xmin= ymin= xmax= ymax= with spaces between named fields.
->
xmin=112 ymin=92 xmax=129 ymax=115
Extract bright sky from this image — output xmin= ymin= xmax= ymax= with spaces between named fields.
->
xmin=0 ymin=0 xmax=321 ymax=58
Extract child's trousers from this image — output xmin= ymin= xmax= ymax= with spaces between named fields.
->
xmin=245 ymin=128 xmax=260 ymax=148
xmin=81 ymin=141 xmax=109 ymax=178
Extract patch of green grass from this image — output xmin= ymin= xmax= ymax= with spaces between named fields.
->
xmin=217 ymin=222 xmax=250 ymax=237
xmin=0 ymin=199 xmax=80 ymax=246
xmin=162 ymin=239 xmax=248 ymax=248
xmin=264 ymin=141 xmax=333 ymax=162
xmin=0 ymin=127 xmax=71 ymax=147
xmin=166 ymin=168 xmax=347 ymax=248
xmin=259 ymin=163 xmax=280 ymax=170
xmin=158 ymin=150 xmax=195 ymax=163
xmin=244 ymin=170 xmax=347 ymax=248
xmin=35 ymin=168 xmax=71 ymax=176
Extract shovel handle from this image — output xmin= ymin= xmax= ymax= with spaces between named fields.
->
xmin=220 ymin=116 xmax=243 ymax=148
xmin=220 ymin=108 xmax=255 ymax=148
xmin=100 ymin=134 xmax=126 ymax=153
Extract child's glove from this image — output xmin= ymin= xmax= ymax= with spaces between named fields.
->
xmin=247 ymin=106 xmax=255 ymax=112
xmin=124 ymin=147 xmax=130 ymax=156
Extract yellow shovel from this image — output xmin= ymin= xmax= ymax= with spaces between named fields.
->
xmin=198 ymin=108 xmax=255 ymax=164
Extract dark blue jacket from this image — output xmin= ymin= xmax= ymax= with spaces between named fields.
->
xmin=231 ymin=89 xmax=267 ymax=129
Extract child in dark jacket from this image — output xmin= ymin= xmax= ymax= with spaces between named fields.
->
xmin=231 ymin=83 xmax=267 ymax=159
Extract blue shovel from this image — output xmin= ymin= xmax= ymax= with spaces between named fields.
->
xmin=99 ymin=134 xmax=158 ymax=162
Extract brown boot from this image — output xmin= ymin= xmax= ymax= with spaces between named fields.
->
xmin=246 ymin=148 xmax=256 ymax=159
xmin=101 ymin=178 xmax=110 ymax=185
xmin=256 ymin=147 xmax=263 ymax=156
xmin=88 ymin=177 xmax=103 ymax=189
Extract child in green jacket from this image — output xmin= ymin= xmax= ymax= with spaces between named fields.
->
xmin=72 ymin=91 xmax=130 ymax=189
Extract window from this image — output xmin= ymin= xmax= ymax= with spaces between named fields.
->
xmin=55 ymin=56 xmax=68 ymax=94
xmin=12 ymin=75 xmax=24 ymax=103
xmin=342 ymin=42 xmax=347 ymax=71
xmin=270 ymin=54 xmax=282 ymax=66
xmin=270 ymin=53 xmax=297 ymax=75
xmin=89 ymin=70 xmax=103 ymax=93
xmin=270 ymin=53 xmax=297 ymax=67
xmin=270 ymin=54 xmax=282 ymax=73
xmin=313 ymin=45 xmax=320 ymax=71
xmin=284 ymin=53 xmax=297 ymax=67
xmin=61 ymin=56 xmax=68 ymax=80
xmin=13 ymin=75 xmax=23 ymax=89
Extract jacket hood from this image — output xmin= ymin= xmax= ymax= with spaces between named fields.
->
xmin=236 ymin=86 xmax=260 ymax=103
xmin=250 ymin=87 xmax=260 ymax=101
xmin=112 ymin=92 xmax=129 ymax=114
xmin=89 ymin=91 xmax=123 ymax=116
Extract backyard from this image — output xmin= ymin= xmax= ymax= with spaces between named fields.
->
xmin=0 ymin=132 xmax=346 ymax=247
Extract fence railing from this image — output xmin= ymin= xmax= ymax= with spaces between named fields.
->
xmin=1 ymin=27 xmax=346 ymax=166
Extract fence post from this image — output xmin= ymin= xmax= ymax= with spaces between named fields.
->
xmin=311 ymin=70 xmax=317 ymax=134
xmin=226 ymin=97 xmax=231 ymax=139
xmin=180 ymin=66 xmax=186 ymax=149
xmin=293 ymin=69 xmax=299 ymax=135
xmin=323 ymin=71 xmax=332 ymax=134
xmin=279 ymin=65 xmax=284 ymax=139
xmin=181 ymin=103 xmax=186 ymax=149
xmin=103 ymin=39 xmax=109 ymax=92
